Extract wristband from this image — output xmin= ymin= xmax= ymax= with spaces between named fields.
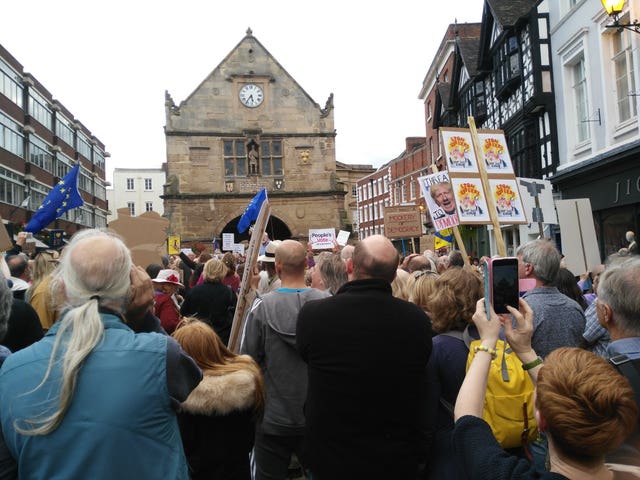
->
xmin=473 ymin=345 xmax=497 ymax=360
xmin=522 ymin=356 xmax=543 ymax=371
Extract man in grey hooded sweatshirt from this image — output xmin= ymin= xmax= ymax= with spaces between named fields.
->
xmin=241 ymin=239 xmax=329 ymax=480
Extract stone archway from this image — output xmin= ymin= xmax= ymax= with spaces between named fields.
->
xmin=222 ymin=215 xmax=292 ymax=243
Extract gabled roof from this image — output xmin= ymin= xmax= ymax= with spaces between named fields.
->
xmin=180 ymin=28 xmax=323 ymax=110
xmin=485 ymin=0 xmax=539 ymax=28
xmin=457 ymin=36 xmax=481 ymax=78
xmin=437 ymin=82 xmax=452 ymax=110
xmin=477 ymin=0 xmax=539 ymax=71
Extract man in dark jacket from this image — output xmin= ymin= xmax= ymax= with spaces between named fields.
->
xmin=297 ymin=235 xmax=434 ymax=479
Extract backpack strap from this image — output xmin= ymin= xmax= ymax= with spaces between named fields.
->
xmin=440 ymin=324 xmax=473 ymax=350
xmin=610 ymin=354 xmax=640 ymax=407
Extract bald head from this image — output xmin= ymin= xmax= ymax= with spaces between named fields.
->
xmin=340 ymin=244 xmax=355 ymax=261
xmin=275 ymin=240 xmax=307 ymax=277
xmin=56 ymin=229 xmax=132 ymax=308
xmin=352 ymin=235 xmax=398 ymax=282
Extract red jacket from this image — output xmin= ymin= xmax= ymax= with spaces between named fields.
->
xmin=154 ymin=291 xmax=180 ymax=334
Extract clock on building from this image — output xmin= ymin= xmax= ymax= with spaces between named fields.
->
xmin=239 ymin=84 xmax=264 ymax=108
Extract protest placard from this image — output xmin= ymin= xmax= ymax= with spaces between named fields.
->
xmin=418 ymin=171 xmax=460 ymax=231
xmin=309 ymin=228 xmax=336 ymax=250
xmin=383 ymin=206 xmax=423 ymax=239
xmin=168 ymin=236 xmax=180 ymax=255
xmin=222 ymin=233 xmax=235 ymax=251
xmin=336 ymin=230 xmax=350 ymax=246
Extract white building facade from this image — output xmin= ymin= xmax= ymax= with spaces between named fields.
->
xmin=549 ymin=0 xmax=640 ymax=256
xmin=107 ymin=168 xmax=165 ymax=224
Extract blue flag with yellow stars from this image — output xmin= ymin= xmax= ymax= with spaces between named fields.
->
xmin=24 ymin=163 xmax=84 ymax=234
xmin=237 ymin=187 xmax=267 ymax=233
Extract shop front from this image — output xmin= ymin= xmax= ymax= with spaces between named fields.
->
xmin=551 ymin=141 xmax=640 ymax=260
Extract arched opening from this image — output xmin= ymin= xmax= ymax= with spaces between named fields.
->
xmin=221 ymin=215 xmax=292 ymax=243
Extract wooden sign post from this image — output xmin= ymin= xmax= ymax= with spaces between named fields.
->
xmin=468 ymin=116 xmax=507 ymax=257
xmin=227 ymin=200 xmax=271 ymax=353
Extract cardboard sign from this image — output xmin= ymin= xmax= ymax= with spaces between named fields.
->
xmin=234 ymin=243 xmax=245 ymax=256
xmin=488 ymin=178 xmax=528 ymax=224
xmin=222 ymin=233 xmax=235 ymax=251
xmin=383 ymin=206 xmax=423 ymax=239
xmin=451 ymin=178 xmax=491 ymax=223
xmin=418 ymin=171 xmax=460 ymax=231
xmin=49 ymin=229 xmax=64 ymax=248
xmin=477 ymin=132 xmax=515 ymax=174
xmin=168 ymin=236 xmax=181 ymax=255
xmin=0 ymin=219 xmax=13 ymax=252
xmin=440 ymin=129 xmax=479 ymax=174
xmin=309 ymin=228 xmax=336 ymax=250
xmin=555 ymin=198 xmax=601 ymax=275
xmin=336 ymin=230 xmax=350 ymax=246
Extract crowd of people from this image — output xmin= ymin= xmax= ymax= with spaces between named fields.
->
xmin=0 ymin=228 xmax=638 ymax=479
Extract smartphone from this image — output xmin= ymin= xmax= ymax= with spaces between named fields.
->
xmin=484 ymin=257 xmax=519 ymax=315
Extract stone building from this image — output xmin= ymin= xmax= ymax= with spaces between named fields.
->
xmin=163 ymin=29 xmax=346 ymax=243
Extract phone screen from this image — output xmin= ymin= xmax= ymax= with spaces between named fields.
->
xmin=492 ymin=258 xmax=519 ymax=314
xmin=483 ymin=259 xmax=491 ymax=317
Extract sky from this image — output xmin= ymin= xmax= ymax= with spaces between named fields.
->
xmin=1 ymin=1 xmax=485 ymax=185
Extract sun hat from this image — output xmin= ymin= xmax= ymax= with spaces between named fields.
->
xmin=258 ymin=240 xmax=281 ymax=263
xmin=152 ymin=269 xmax=184 ymax=287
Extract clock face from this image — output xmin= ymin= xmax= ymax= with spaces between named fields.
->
xmin=239 ymin=84 xmax=264 ymax=108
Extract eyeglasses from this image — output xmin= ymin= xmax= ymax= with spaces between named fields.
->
xmin=413 ymin=270 xmax=438 ymax=280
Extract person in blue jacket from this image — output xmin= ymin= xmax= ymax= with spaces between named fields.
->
xmin=0 ymin=228 xmax=202 ymax=480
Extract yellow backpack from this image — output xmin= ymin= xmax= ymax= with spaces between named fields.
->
xmin=466 ymin=339 xmax=538 ymax=448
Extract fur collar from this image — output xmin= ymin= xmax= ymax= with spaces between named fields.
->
xmin=180 ymin=367 xmax=256 ymax=416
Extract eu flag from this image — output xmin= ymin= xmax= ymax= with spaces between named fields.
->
xmin=24 ymin=163 xmax=84 ymax=234
xmin=237 ymin=188 xmax=267 ymax=233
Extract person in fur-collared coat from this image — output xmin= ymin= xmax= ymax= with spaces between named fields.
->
xmin=173 ymin=319 xmax=264 ymax=480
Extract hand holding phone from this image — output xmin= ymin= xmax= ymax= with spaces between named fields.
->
xmin=483 ymin=257 xmax=520 ymax=315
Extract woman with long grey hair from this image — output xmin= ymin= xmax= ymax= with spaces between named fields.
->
xmin=0 ymin=229 xmax=201 ymax=479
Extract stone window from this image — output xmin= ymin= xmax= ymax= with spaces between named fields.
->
xmin=260 ymin=140 xmax=283 ymax=176
xmin=223 ymin=140 xmax=246 ymax=177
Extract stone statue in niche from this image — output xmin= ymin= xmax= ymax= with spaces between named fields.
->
xmin=248 ymin=145 xmax=259 ymax=175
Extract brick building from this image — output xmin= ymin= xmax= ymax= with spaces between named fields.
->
xmin=0 ymin=43 xmax=108 ymax=242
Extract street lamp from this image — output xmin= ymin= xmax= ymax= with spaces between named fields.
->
xmin=602 ymin=0 xmax=640 ymax=33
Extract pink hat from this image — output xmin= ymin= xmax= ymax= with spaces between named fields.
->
xmin=152 ymin=269 xmax=184 ymax=287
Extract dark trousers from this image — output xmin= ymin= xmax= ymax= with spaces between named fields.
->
xmin=253 ymin=431 xmax=305 ymax=480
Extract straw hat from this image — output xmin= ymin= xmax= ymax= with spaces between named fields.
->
xmin=258 ymin=240 xmax=282 ymax=263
